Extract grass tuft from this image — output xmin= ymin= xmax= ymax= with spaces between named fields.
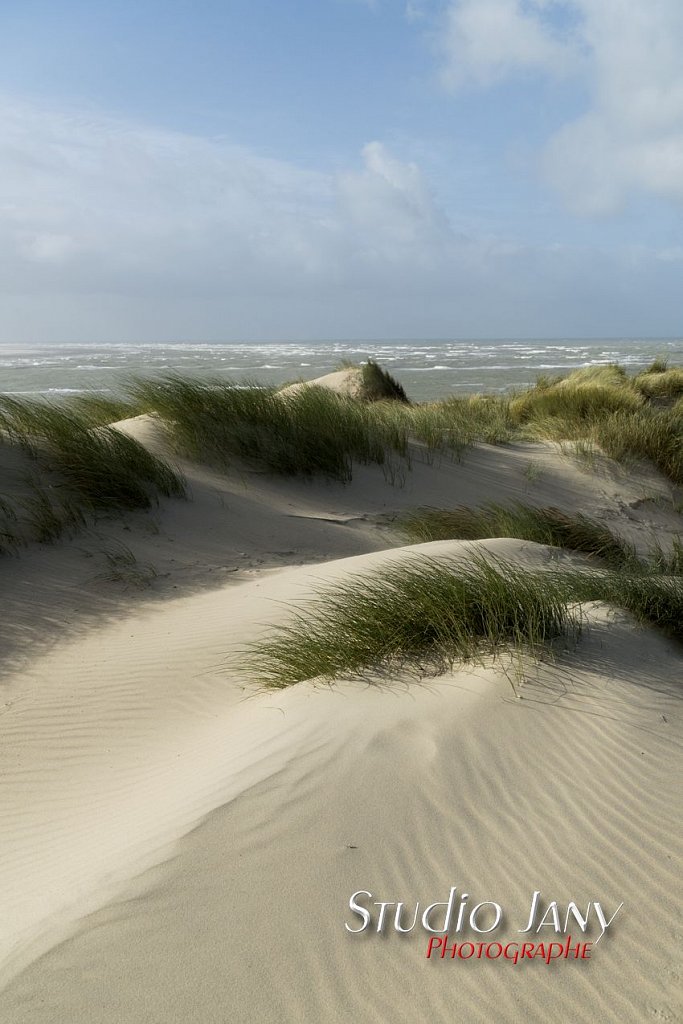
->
xmin=634 ymin=367 xmax=683 ymax=399
xmin=398 ymin=502 xmax=639 ymax=569
xmin=359 ymin=360 xmax=410 ymax=403
xmin=130 ymin=375 xmax=410 ymax=481
xmin=247 ymin=556 xmax=583 ymax=687
xmin=649 ymin=536 xmax=683 ymax=576
xmin=248 ymin=555 xmax=683 ymax=688
xmin=569 ymin=570 xmax=683 ymax=642
xmin=0 ymin=396 xmax=185 ymax=514
xmin=0 ymin=497 xmax=20 ymax=554
xmin=642 ymin=357 xmax=669 ymax=374
xmin=62 ymin=393 xmax=141 ymax=425
xmin=97 ymin=543 xmax=158 ymax=588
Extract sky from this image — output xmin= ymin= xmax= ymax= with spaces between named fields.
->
xmin=0 ymin=0 xmax=681 ymax=342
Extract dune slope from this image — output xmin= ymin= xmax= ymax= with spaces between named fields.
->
xmin=0 ymin=424 xmax=681 ymax=1023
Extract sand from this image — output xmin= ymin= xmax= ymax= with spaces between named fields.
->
xmin=0 ymin=393 xmax=681 ymax=1022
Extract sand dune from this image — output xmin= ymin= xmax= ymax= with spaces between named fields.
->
xmin=0 ymin=423 xmax=681 ymax=1022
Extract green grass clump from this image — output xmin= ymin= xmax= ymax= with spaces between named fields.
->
xmin=650 ymin=536 xmax=683 ymax=576
xmin=131 ymin=375 xmax=410 ymax=481
xmin=63 ymin=394 xmax=141 ymax=425
xmin=634 ymin=367 xmax=683 ymax=399
xmin=569 ymin=570 xmax=683 ymax=642
xmin=359 ymin=360 xmax=410 ymax=404
xmin=399 ymin=503 xmax=638 ymax=569
xmin=510 ymin=381 xmax=642 ymax=432
xmin=408 ymin=396 xmax=513 ymax=457
xmin=0 ymin=396 xmax=184 ymax=513
xmin=500 ymin=363 xmax=683 ymax=484
xmin=248 ymin=554 xmax=683 ymax=687
xmin=563 ymin=364 xmax=629 ymax=386
xmin=593 ymin=408 xmax=683 ymax=484
xmin=642 ymin=357 xmax=669 ymax=374
xmin=509 ymin=365 xmax=641 ymax=437
xmin=19 ymin=485 xmax=86 ymax=543
xmin=247 ymin=556 xmax=583 ymax=687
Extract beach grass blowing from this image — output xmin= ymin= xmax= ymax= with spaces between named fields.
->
xmin=396 ymin=396 xmax=513 ymax=463
xmin=398 ymin=502 xmax=639 ymax=569
xmin=510 ymin=381 xmax=643 ymax=432
xmin=62 ymin=393 xmax=141 ymax=425
xmin=131 ymin=375 xmax=411 ymax=481
xmin=248 ymin=554 xmax=683 ymax=688
xmin=359 ymin=359 xmax=411 ymax=404
xmin=0 ymin=497 xmax=20 ymax=554
xmin=128 ymin=359 xmax=683 ymax=485
xmin=502 ymin=365 xmax=683 ymax=484
xmin=648 ymin=536 xmax=683 ymax=576
xmin=642 ymin=357 xmax=670 ymax=375
xmin=0 ymin=395 xmax=184 ymax=532
xmin=247 ymin=556 xmax=583 ymax=687
xmin=569 ymin=570 xmax=683 ymax=642
xmin=633 ymin=357 xmax=683 ymax=399
xmin=592 ymin=407 xmax=683 ymax=484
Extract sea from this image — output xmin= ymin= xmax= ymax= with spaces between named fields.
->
xmin=1 ymin=338 xmax=681 ymax=404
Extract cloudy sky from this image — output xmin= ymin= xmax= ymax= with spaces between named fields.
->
xmin=0 ymin=0 xmax=681 ymax=342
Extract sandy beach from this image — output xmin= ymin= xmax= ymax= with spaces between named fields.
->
xmin=1 ymin=368 xmax=682 ymax=1022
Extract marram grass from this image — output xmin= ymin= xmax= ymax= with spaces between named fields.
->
xmin=247 ymin=557 xmax=683 ymax=688
xmin=130 ymin=375 xmax=410 ymax=480
xmin=359 ymin=359 xmax=410 ymax=404
xmin=634 ymin=367 xmax=683 ymax=399
xmin=0 ymin=396 xmax=185 ymax=548
xmin=128 ymin=360 xmax=683 ymax=485
xmin=398 ymin=502 xmax=640 ymax=570
xmin=247 ymin=556 xmax=584 ymax=688
xmin=0 ymin=396 xmax=184 ymax=512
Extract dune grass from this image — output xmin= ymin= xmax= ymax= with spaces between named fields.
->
xmin=248 ymin=553 xmax=683 ymax=688
xmin=510 ymin=381 xmax=643 ymax=432
xmin=0 ymin=396 xmax=185 ymax=548
xmin=398 ymin=502 xmax=639 ymax=569
xmin=501 ymin=364 xmax=683 ymax=484
xmin=3 ymin=356 xmax=681 ymax=555
xmin=642 ymin=357 xmax=670 ymax=375
xmin=408 ymin=395 xmax=514 ymax=456
xmin=569 ymin=570 xmax=683 ymax=642
xmin=247 ymin=556 xmax=584 ymax=687
xmin=19 ymin=484 xmax=86 ymax=543
xmin=62 ymin=393 xmax=141 ymax=425
xmin=359 ymin=359 xmax=411 ymax=404
xmin=126 ymin=359 xmax=683 ymax=485
xmin=0 ymin=396 xmax=184 ymax=511
xmin=633 ymin=367 xmax=683 ymax=399
xmin=592 ymin=407 xmax=683 ymax=484
xmin=650 ymin=536 xmax=683 ymax=575
xmin=131 ymin=375 xmax=411 ymax=481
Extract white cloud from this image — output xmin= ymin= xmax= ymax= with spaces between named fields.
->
xmin=0 ymin=100 xmax=459 ymax=298
xmin=439 ymin=0 xmax=577 ymax=89
xmin=338 ymin=141 xmax=451 ymax=260
xmin=0 ymin=95 xmax=678 ymax=341
xmin=438 ymin=0 xmax=683 ymax=212
xmin=0 ymin=98 xmax=340 ymax=293
xmin=543 ymin=0 xmax=683 ymax=213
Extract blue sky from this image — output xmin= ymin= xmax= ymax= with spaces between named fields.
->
xmin=0 ymin=0 xmax=681 ymax=342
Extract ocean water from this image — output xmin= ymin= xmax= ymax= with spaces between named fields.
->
xmin=0 ymin=338 xmax=681 ymax=404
